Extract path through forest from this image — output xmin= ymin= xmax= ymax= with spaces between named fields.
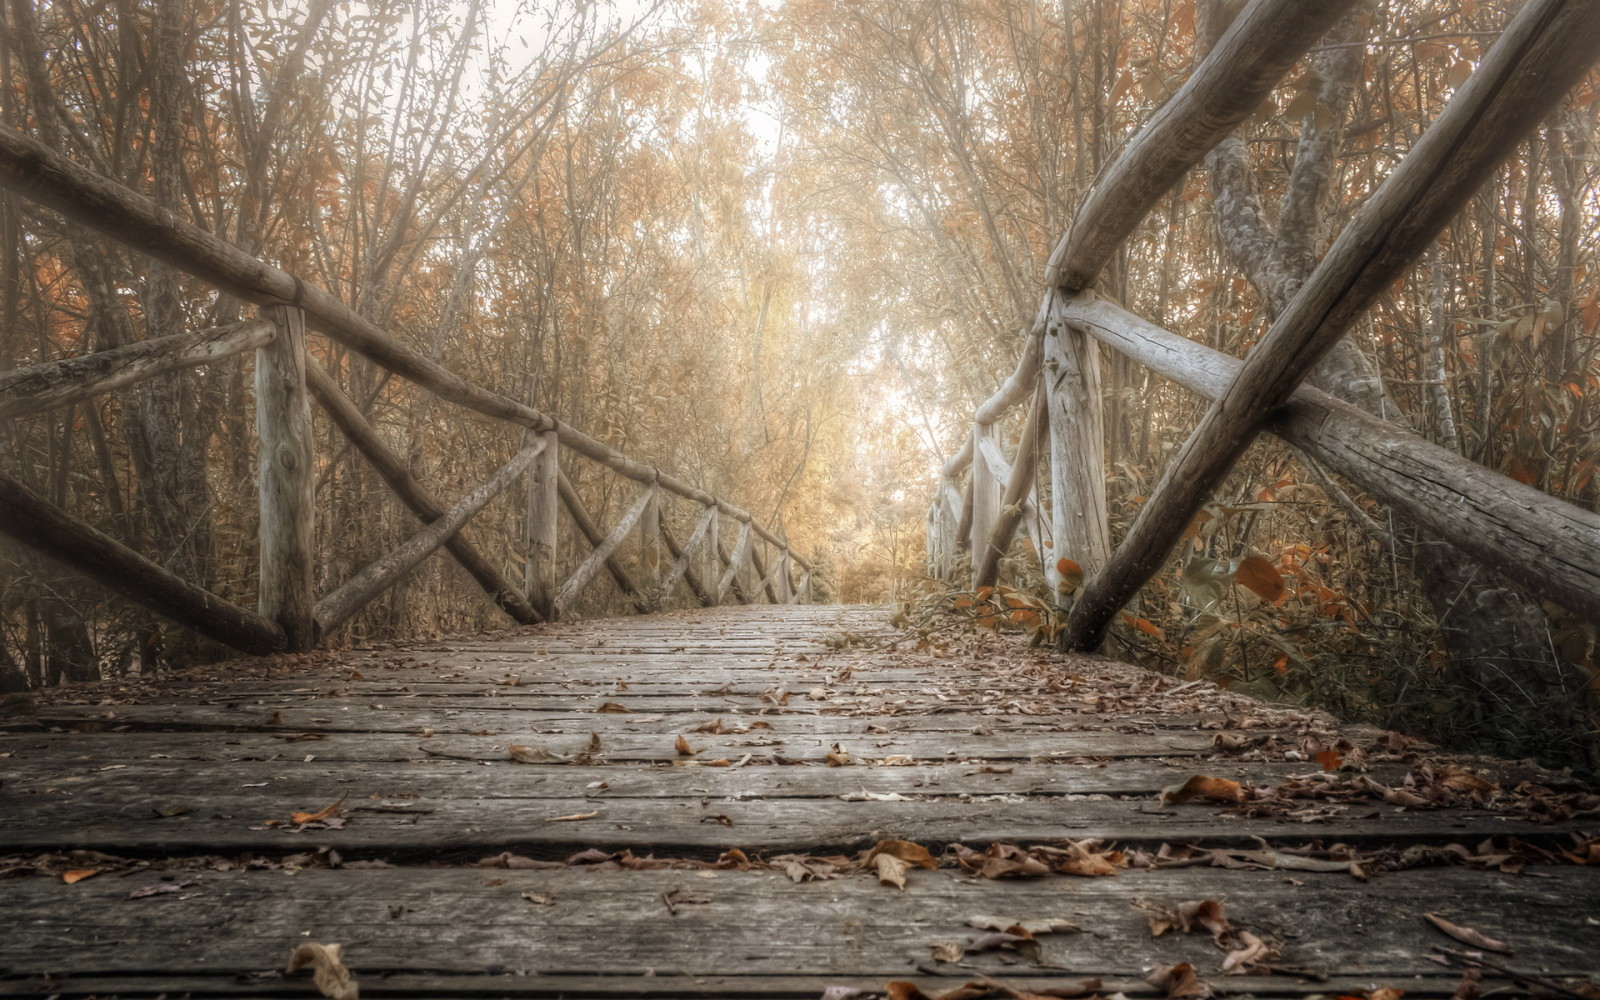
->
xmin=2 ymin=605 xmax=1598 ymax=997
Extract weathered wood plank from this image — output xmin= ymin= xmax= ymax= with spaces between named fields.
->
xmin=314 ymin=437 xmax=545 ymax=637
xmin=0 ymin=319 xmax=273 ymax=421
xmin=1064 ymin=0 xmax=1600 ymax=650
xmin=1 ymin=868 xmax=1594 ymax=980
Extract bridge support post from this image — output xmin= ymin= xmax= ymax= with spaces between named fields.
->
xmin=704 ymin=509 xmax=720 ymax=605
xmin=257 ymin=305 xmax=315 ymax=651
xmin=1044 ymin=298 xmax=1110 ymax=600
xmin=525 ymin=429 xmax=560 ymax=620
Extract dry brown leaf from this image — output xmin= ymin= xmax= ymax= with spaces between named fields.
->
xmin=691 ymin=718 xmax=726 ymax=734
xmin=1423 ymin=912 xmax=1513 ymax=954
xmin=1145 ymin=961 xmax=1207 ymax=998
xmin=549 ymin=810 xmax=599 ymax=822
xmin=1221 ymin=929 xmax=1271 ymax=972
xmin=872 ymin=852 xmax=912 ymax=889
xmin=1161 ymin=775 xmax=1246 ymax=805
xmin=596 ymin=701 xmax=632 ymax=713
xmin=286 ymin=941 xmax=359 ymax=1000
xmin=61 ymin=869 xmax=99 ymax=884
xmin=289 ymin=797 xmax=346 ymax=825
xmin=675 ymin=734 xmax=697 ymax=756
xmin=929 ymin=940 xmax=965 ymax=963
xmin=701 ymin=758 xmax=732 ymax=767
xmin=508 ymin=744 xmax=573 ymax=764
xmin=1000 ymin=979 xmax=1102 ymax=1000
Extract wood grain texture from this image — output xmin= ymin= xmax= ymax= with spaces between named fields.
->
xmin=257 ymin=307 xmax=315 ymax=650
xmin=0 ymin=319 xmax=273 ymax=420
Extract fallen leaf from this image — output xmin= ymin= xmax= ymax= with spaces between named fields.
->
xmin=1423 ymin=912 xmax=1513 ymax=954
xmin=286 ymin=941 xmax=359 ymax=1000
xmin=929 ymin=941 xmax=965 ymax=963
xmin=1161 ymin=775 xmax=1246 ymax=805
xmin=676 ymin=734 xmax=697 ymax=756
xmin=967 ymin=915 xmax=1081 ymax=936
xmin=549 ymin=810 xmax=599 ymax=822
xmin=62 ymin=869 xmax=99 ymax=884
xmin=840 ymin=789 xmax=912 ymax=802
xmin=1221 ymin=929 xmax=1271 ymax=972
xmin=872 ymin=852 xmax=912 ymax=889
xmin=289 ymin=797 xmax=346 ymax=825
xmin=508 ymin=744 xmax=573 ymax=764
xmin=521 ymin=892 xmax=556 ymax=905
xmin=1145 ymin=961 xmax=1207 ymax=998
xmin=596 ymin=702 xmax=632 ymax=713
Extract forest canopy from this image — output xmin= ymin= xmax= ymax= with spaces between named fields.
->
xmin=1 ymin=0 xmax=1597 ymax=766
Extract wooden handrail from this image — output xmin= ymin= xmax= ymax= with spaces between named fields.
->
xmin=930 ymin=0 xmax=1600 ymax=655
xmin=0 ymin=319 xmax=273 ymax=421
xmin=0 ymin=472 xmax=286 ymax=654
xmin=0 ymin=123 xmax=809 ymax=574
xmin=1063 ymin=0 xmax=1600 ymax=650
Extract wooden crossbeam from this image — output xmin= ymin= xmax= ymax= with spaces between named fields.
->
xmin=555 ymin=472 xmax=650 ymax=615
xmin=1063 ymin=0 xmax=1600 ymax=650
xmin=1059 ymin=297 xmax=1600 ymax=624
xmin=304 ymin=358 xmax=541 ymax=626
xmin=659 ymin=505 xmax=717 ymax=606
xmin=0 ymin=319 xmax=273 ymax=421
xmin=554 ymin=484 xmax=656 ymax=616
xmin=315 ymin=437 xmax=546 ymax=637
xmin=0 ymin=472 xmax=286 ymax=655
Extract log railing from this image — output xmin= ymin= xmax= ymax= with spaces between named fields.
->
xmin=929 ymin=0 xmax=1600 ymax=645
xmin=0 ymin=127 xmax=812 ymax=657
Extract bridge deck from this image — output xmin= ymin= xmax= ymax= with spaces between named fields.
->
xmin=2 ymin=604 xmax=1596 ymax=998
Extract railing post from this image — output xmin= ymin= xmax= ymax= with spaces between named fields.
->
xmin=968 ymin=422 xmax=1002 ymax=585
xmin=257 ymin=305 xmax=315 ymax=651
xmin=704 ymin=508 xmax=720 ymax=605
xmin=1044 ymin=301 xmax=1110 ymax=590
xmin=525 ymin=428 xmax=559 ymax=620
xmin=641 ymin=481 xmax=662 ymax=609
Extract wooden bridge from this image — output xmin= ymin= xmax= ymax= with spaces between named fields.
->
xmin=4 ymin=0 xmax=1600 ymax=996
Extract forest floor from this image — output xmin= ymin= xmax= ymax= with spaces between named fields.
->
xmin=1 ymin=603 xmax=1598 ymax=999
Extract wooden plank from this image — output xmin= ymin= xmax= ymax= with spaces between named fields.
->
xmin=1059 ymin=297 xmax=1600 ymax=622
xmin=315 ymin=437 xmax=545 ymax=636
xmin=524 ymin=429 xmax=561 ymax=620
xmin=975 ymin=384 xmax=1045 ymax=588
xmin=555 ymin=485 xmax=655 ymax=615
xmin=257 ymin=306 xmax=315 ymax=651
xmin=0 ymin=472 xmax=285 ymax=654
xmin=1065 ymin=0 xmax=1600 ymax=650
xmin=1043 ymin=0 xmax=1361 ymax=292
xmin=305 ymin=358 xmax=540 ymax=625
xmin=1 ymin=867 xmax=1595 ymax=980
xmin=0 ymin=318 xmax=273 ymax=421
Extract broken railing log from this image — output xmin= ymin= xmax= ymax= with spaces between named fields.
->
xmin=1045 ymin=0 xmax=1361 ymax=292
xmin=659 ymin=505 xmax=717 ymax=606
xmin=524 ymin=429 xmax=561 ymax=620
xmin=0 ymin=319 xmax=273 ymax=421
xmin=554 ymin=484 xmax=656 ymax=616
xmin=0 ymin=473 xmax=285 ymax=655
xmin=554 ymin=472 xmax=649 ymax=615
xmin=1044 ymin=295 xmax=1111 ymax=586
xmin=303 ymin=358 xmax=540 ymax=626
xmin=1059 ymin=297 xmax=1600 ymax=624
xmin=1064 ymin=0 xmax=1600 ymax=651
xmin=0 ymin=125 xmax=808 ymax=575
xmin=717 ymin=521 xmax=754 ymax=605
xmin=974 ymin=330 xmax=1045 ymax=426
xmin=315 ymin=437 xmax=546 ymax=637
xmin=257 ymin=307 xmax=316 ymax=651
xmin=975 ymin=384 xmax=1047 ymax=589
